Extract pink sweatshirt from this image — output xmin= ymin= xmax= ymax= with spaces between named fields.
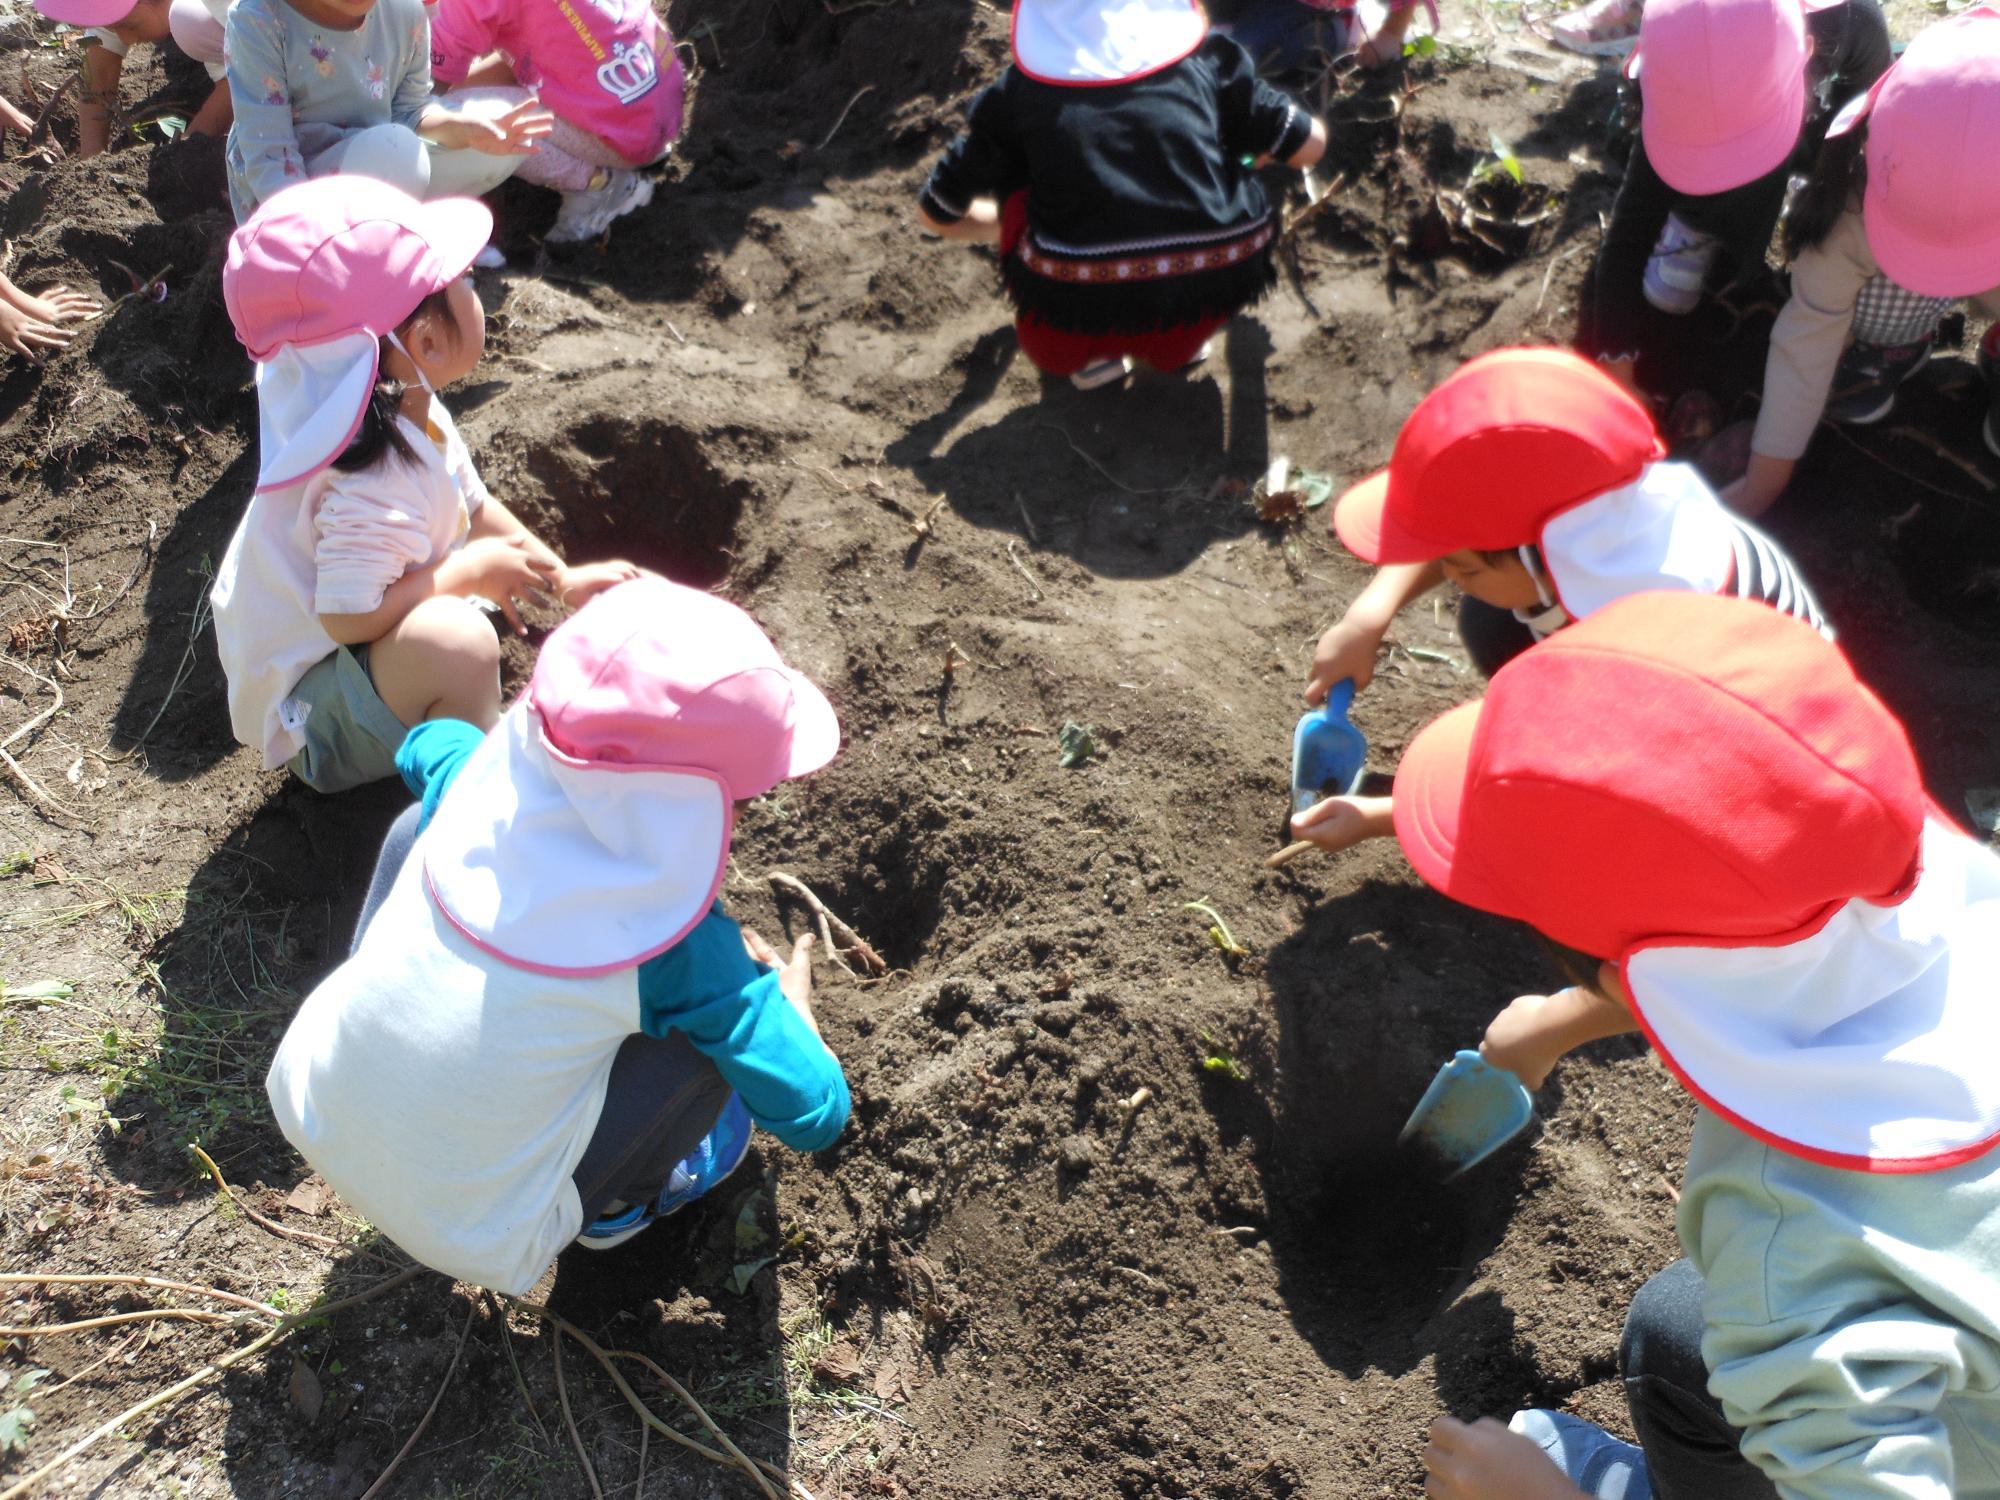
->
xmin=429 ymin=0 xmax=683 ymax=166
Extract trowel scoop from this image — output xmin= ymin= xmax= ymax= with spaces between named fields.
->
xmin=1398 ymin=1050 xmax=1535 ymax=1179
xmin=1290 ymin=678 xmax=1369 ymax=817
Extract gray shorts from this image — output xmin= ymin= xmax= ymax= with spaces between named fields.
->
xmin=283 ymin=645 xmax=409 ymax=793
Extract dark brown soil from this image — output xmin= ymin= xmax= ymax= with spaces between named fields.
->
xmin=2 ymin=4 xmax=1998 ymax=1498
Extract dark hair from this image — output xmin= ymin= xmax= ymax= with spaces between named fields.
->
xmin=1473 ymin=543 xmax=1544 ymax=569
xmin=1783 ymin=121 xmax=1867 ymax=262
xmin=330 ymin=288 xmax=457 ymax=475
xmin=1540 ymin=934 xmax=1611 ymax=997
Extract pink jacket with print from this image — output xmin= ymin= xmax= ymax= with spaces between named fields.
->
xmin=428 ymin=0 xmax=683 ymax=166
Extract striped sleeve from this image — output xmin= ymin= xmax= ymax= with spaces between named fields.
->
xmin=1725 ymin=517 xmax=1833 ymax=639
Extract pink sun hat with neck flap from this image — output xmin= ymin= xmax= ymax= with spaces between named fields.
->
xmin=1628 ymin=0 xmax=1824 ymax=196
xmin=223 ymin=176 xmax=492 ymax=493
xmin=422 ymin=578 xmax=842 ymax=977
xmin=33 ymin=0 xmax=139 ymax=27
xmin=1824 ymin=7 xmax=2000 ymax=297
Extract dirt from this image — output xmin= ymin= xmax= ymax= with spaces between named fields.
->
xmin=1 ymin=2 xmax=1997 ymax=1497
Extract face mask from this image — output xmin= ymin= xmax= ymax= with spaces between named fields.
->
xmin=385 ymin=329 xmax=436 ymax=397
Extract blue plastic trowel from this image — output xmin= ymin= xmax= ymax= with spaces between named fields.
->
xmin=1269 ymin=680 xmax=1370 ymax=868
xmin=1399 ymin=1050 xmax=1536 ymax=1178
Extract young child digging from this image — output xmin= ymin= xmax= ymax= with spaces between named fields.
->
xmin=210 ymin=176 xmax=639 ymax=793
xmin=1294 ymin=348 xmax=1825 ymax=856
xmin=917 ymin=0 xmax=1327 ymax=390
xmin=33 ymin=0 xmax=234 ymax=158
xmin=1584 ymin=0 xmax=1889 ymax=400
xmin=267 ymin=578 xmax=851 ymax=1292
xmin=1733 ymin=7 xmax=2000 ymax=515
xmin=223 ymin=0 xmax=551 ymax=221
xmin=428 ymin=0 xmax=683 ymax=244
xmin=1388 ymin=591 xmax=2000 ymax=1500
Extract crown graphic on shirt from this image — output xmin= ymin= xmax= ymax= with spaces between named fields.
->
xmin=595 ymin=39 xmax=659 ymax=104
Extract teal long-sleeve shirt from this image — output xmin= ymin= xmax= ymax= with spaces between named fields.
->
xmin=395 ymin=718 xmax=849 ymax=1153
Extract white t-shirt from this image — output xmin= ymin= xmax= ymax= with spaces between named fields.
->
xmin=210 ymin=396 xmax=489 ymax=769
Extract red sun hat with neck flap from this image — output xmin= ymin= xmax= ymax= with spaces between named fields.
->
xmin=1389 ymin=592 xmax=2000 ymax=1174
xmin=1334 ymin=348 xmax=1665 ymax=565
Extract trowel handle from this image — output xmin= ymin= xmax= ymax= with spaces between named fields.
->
xmin=1323 ymin=676 xmax=1356 ymax=720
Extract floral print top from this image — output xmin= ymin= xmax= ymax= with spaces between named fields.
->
xmin=224 ymin=0 xmax=433 ymax=220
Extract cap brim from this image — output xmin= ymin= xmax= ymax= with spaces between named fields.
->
xmin=414 ymin=196 xmax=496 ymax=288
xmin=1390 ymin=700 xmax=1482 ymax=897
xmin=781 ymin=670 xmax=843 ymax=780
xmin=1643 ymin=73 xmax=1804 ymax=196
xmin=1863 ymin=184 xmax=2000 ymax=298
xmin=1333 ymin=468 xmax=1450 ymax=564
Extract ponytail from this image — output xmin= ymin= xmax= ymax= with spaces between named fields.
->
xmin=1783 ymin=121 xmax=1867 ymax=262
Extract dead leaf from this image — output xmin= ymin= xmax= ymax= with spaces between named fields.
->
xmin=812 ymin=1342 xmax=865 ymax=1387
xmin=285 ymin=1179 xmax=327 ymax=1217
xmin=289 ymin=1355 xmax=323 ymax=1423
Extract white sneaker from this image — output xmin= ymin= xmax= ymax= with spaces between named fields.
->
xmin=1641 ymin=213 xmax=1720 ymax=315
xmin=546 ymin=169 xmax=656 ymax=245
xmin=1070 ymin=356 xmax=1132 ymax=390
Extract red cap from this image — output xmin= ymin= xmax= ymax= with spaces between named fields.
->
xmin=1334 ymin=348 xmax=1666 ymax=564
xmin=1392 ymin=592 xmax=1925 ymax=960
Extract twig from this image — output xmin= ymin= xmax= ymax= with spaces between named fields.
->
xmin=553 ymin=1327 xmax=605 ymax=1500
xmin=1014 ymin=491 xmax=1040 ymax=544
xmin=0 ymin=1273 xmax=278 ymax=1319
xmin=189 ymin=1142 xmax=345 ymax=1252
xmin=25 ymin=73 xmax=78 ymax=146
xmin=909 ymin=495 xmax=946 ymax=537
xmin=356 ymin=1299 xmax=477 ymax=1500
xmin=1265 ymin=839 xmax=1317 ymax=869
xmin=1005 ymin=539 xmax=1043 ymax=601
xmin=0 ymin=653 xmax=81 ymax=824
xmin=766 ymin=872 xmax=889 ymax=975
xmin=0 ymin=1308 xmax=239 ymax=1338
xmin=1534 ymin=243 xmax=1583 ymax=317
xmin=1279 ymin=170 xmax=1347 ymax=243
xmin=665 ymin=321 xmax=686 ymax=345
xmin=1824 ymin=422 xmax=2000 ymax=511
xmin=815 ymin=84 xmax=874 ymax=150
xmin=484 ymin=1291 xmax=551 ymax=1446
xmin=0 ymin=1265 xmax=423 ymax=1500
xmin=1885 ymin=424 xmax=1999 ymax=493
xmin=1032 ymin=421 xmax=1188 ymax=495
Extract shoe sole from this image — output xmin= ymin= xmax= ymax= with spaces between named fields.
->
xmin=1832 ymin=392 xmax=1896 ymax=426
xmin=1070 ymin=358 xmax=1131 ymax=391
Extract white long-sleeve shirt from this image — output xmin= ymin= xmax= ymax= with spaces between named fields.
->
xmin=210 ymin=396 xmax=488 ymax=769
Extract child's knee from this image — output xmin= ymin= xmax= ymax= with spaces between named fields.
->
xmin=327 ymin=125 xmax=432 ymax=199
xmin=404 ymin=595 xmax=500 ymax=671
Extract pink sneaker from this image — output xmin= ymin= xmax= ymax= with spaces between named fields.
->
xmin=1549 ymin=0 xmax=1643 ymax=56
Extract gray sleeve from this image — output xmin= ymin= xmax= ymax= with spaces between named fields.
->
xmin=225 ymin=0 xmax=307 ymax=213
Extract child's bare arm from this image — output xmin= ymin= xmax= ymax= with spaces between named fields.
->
xmin=187 ymin=78 xmax=233 ymax=138
xmin=0 ymin=91 xmax=35 ymax=137
xmin=1305 ymin=559 xmax=1445 ymax=702
xmin=79 ymin=44 xmax=123 ymax=159
xmin=1283 ymin=116 xmax=1327 ymax=170
xmin=320 ymin=535 xmax=555 ymax=642
xmin=1480 ymin=969 xmax=1639 ymax=1090
xmin=468 ymin=497 xmax=643 ymax=609
xmin=918 ymin=197 xmax=1000 ymax=242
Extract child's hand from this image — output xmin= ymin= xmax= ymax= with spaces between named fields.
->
xmin=14 ymin=286 xmax=100 ymax=327
xmin=443 ymin=535 xmax=558 ymax=634
xmin=0 ymin=300 xmax=80 ymax=361
xmin=1289 ymin=793 xmax=1393 ymax=853
xmin=0 ymin=95 xmax=33 ymax=137
xmin=1305 ymin=615 xmax=1385 ymax=703
xmin=1423 ymin=1417 xmax=1590 ymax=1500
xmin=438 ymin=94 xmax=555 ymax=156
xmin=743 ymin=929 xmax=819 ymax=1036
xmin=556 ymin=559 xmax=648 ymax=610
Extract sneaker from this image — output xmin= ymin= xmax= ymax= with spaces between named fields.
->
xmin=574 ymin=1095 xmax=753 ymax=1251
xmin=546 ymin=168 xmax=656 ymax=246
xmin=1641 ymin=214 xmax=1720 ymax=316
xmin=1549 ymin=0 xmax=1643 ymax=56
xmin=1825 ymin=336 xmax=1933 ymax=426
xmin=471 ymin=244 xmax=507 ymax=271
xmin=1070 ymin=356 xmax=1133 ymax=391
xmin=1507 ymin=1411 xmax=1653 ymax=1500
xmin=653 ymin=1094 xmax=754 ymax=1218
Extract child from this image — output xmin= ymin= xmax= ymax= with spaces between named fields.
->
xmin=1732 ymin=7 xmax=2000 ymax=516
xmin=1219 ymin=0 xmax=1435 ymax=77
xmin=223 ymin=0 xmax=551 ymax=221
xmin=428 ymin=0 xmax=683 ymax=244
xmin=916 ymin=0 xmax=1327 ymax=390
xmin=0 ymin=273 xmax=99 ymax=361
xmin=1294 ymin=348 xmax=1825 ymax=855
xmin=34 ymin=0 xmax=233 ymax=158
xmin=1585 ymin=0 xmax=1888 ymax=398
xmin=267 ymin=577 xmax=851 ymax=1292
xmin=1547 ymin=0 xmax=1643 ymax=55
xmin=209 ymin=176 xmax=639 ymax=793
xmin=1384 ymin=591 xmax=2000 ymax=1500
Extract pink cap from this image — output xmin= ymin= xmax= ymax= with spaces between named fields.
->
xmin=528 ymin=577 xmax=841 ymax=800
xmin=1631 ymin=0 xmax=1810 ymax=196
xmin=223 ymin=175 xmax=492 ymax=359
xmin=33 ymin=0 xmax=138 ymax=27
xmin=1857 ymin=8 xmax=2000 ymax=297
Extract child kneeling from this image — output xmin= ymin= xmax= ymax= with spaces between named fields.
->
xmin=211 ymin=177 xmax=638 ymax=793
xmin=267 ymin=578 xmax=851 ymax=1292
xmin=917 ymin=0 xmax=1326 ymax=390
